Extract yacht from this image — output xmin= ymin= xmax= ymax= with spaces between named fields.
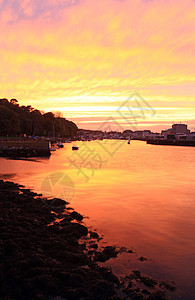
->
xmin=57 ymin=142 xmax=64 ymax=148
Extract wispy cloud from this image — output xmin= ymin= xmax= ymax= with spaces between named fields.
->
xmin=0 ymin=0 xmax=80 ymax=22
xmin=0 ymin=0 xmax=194 ymax=130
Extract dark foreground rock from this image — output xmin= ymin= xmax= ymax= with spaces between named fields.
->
xmin=0 ymin=180 xmax=176 ymax=300
xmin=0 ymin=180 xmax=121 ymax=300
xmin=94 ymin=246 xmax=118 ymax=262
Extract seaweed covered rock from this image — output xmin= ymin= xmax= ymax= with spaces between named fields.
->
xmin=0 ymin=181 xmax=121 ymax=300
xmin=94 ymin=246 xmax=118 ymax=262
xmin=0 ymin=180 xmax=176 ymax=300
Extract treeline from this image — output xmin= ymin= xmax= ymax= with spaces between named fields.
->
xmin=0 ymin=98 xmax=78 ymax=137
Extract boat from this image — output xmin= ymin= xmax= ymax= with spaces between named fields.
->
xmin=57 ymin=142 xmax=64 ymax=148
xmin=72 ymin=145 xmax=79 ymax=150
xmin=127 ymin=137 xmax=131 ymax=144
xmin=49 ymin=142 xmax=57 ymax=151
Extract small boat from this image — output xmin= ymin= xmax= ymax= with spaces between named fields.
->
xmin=127 ymin=137 xmax=131 ymax=144
xmin=72 ymin=145 xmax=79 ymax=150
xmin=49 ymin=142 xmax=57 ymax=151
xmin=57 ymin=142 xmax=64 ymax=148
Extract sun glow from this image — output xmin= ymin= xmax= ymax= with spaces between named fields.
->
xmin=0 ymin=0 xmax=195 ymax=130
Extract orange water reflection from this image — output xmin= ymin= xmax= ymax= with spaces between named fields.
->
xmin=0 ymin=140 xmax=195 ymax=299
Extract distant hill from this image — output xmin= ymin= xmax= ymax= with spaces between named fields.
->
xmin=0 ymin=98 xmax=78 ymax=137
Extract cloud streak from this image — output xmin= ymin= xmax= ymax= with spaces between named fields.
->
xmin=0 ymin=0 xmax=194 ymax=130
xmin=0 ymin=0 xmax=80 ymax=22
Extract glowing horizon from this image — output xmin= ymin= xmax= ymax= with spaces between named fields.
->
xmin=0 ymin=0 xmax=195 ymax=132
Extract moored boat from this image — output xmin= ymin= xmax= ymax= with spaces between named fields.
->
xmin=57 ymin=142 xmax=64 ymax=148
xmin=49 ymin=142 xmax=57 ymax=151
xmin=72 ymin=145 xmax=79 ymax=150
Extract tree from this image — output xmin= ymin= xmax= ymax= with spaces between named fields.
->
xmin=0 ymin=98 xmax=9 ymax=106
xmin=54 ymin=111 xmax=63 ymax=118
xmin=43 ymin=112 xmax=55 ymax=136
xmin=0 ymin=98 xmax=78 ymax=137
xmin=10 ymin=98 xmax=18 ymax=105
xmin=0 ymin=106 xmax=20 ymax=136
xmin=30 ymin=110 xmax=43 ymax=136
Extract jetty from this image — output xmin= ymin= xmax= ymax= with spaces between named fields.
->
xmin=0 ymin=140 xmax=51 ymax=157
xmin=147 ymin=139 xmax=195 ymax=147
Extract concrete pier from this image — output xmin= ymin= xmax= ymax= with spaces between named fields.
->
xmin=147 ymin=139 xmax=195 ymax=147
xmin=0 ymin=140 xmax=51 ymax=157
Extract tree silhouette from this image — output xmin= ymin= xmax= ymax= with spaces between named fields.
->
xmin=0 ymin=99 xmax=78 ymax=137
xmin=0 ymin=106 xmax=20 ymax=136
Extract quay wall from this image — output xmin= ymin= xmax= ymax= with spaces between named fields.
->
xmin=0 ymin=140 xmax=51 ymax=157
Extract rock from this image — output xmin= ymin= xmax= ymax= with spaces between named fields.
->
xmin=159 ymin=280 xmax=176 ymax=291
xmin=89 ymin=231 xmax=99 ymax=239
xmin=140 ymin=276 xmax=157 ymax=288
xmin=138 ymin=256 xmax=148 ymax=262
xmin=148 ymin=290 xmax=166 ymax=299
xmin=94 ymin=251 xmax=107 ymax=262
xmin=46 ymin=198 xmax=67 ymax=208
xmin=33 ymin=219 xmax=40 ymax=226
xmin=0 ymin=180 xmax=175 ymax=300
xmin=127 ymin=249 xmax=134 ymax=253
xmin=102 ymin=246 xmax=118 ymax=258
xmin=70 ymin=211 xmax=84 ymax=221
xmin=94 ymin=246 xmax=118 ymax=262
xmin=89 ymin=280 xmax=115 ymax=299
xmin=142 ymin=289 xmax=150 ymax=295
xmin=70 ymin=223 xmax=88 ymax=237
xmin=89 ymin=243 xmax=98 ymax=249
xmin=59 ymin=215 xmax=73 ymax=224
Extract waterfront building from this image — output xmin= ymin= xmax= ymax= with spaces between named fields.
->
xmin=161 ymin=123 xmax=190 ymax=140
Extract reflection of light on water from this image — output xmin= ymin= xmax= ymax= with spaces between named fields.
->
xmin=0 ymin=141 xmax=195 ymax=299
xmin=40 ymin=172 xmax=75 ymax=202
xmin=0 ymin=173 xmax=17 ymax=180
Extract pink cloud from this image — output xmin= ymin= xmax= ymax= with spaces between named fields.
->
xmin=0 ymin=0 xmax=194 ymax=131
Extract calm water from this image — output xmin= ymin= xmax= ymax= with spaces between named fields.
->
xmin=0 ymin=140 xmax=195 ymax=299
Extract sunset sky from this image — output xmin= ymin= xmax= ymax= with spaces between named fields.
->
xmin=0 ymin=0 xmax=195 ymax=131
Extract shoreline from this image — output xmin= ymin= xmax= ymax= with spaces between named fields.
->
xmin=0 ymin=180 xmax=176 ymax=299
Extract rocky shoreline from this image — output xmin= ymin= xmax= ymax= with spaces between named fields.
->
xmin=0 ymin=180 xmax=176 ymax=299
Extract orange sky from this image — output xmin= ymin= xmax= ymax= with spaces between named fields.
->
xmin=0 ymin=0 xmax=195 ymax=131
